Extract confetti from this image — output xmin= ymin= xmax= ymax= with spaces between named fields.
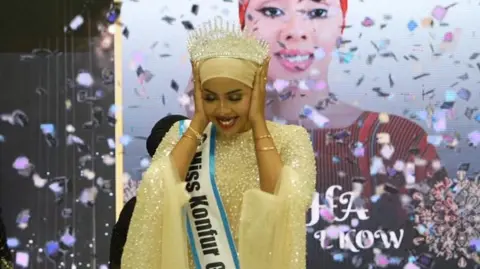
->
xmin=378 ymin=113 xmax=390 ymax=123
xmin=76 ymin=71 xmax=94 ymax=87
xmin=431 ymin=5 xmax=448 ymax=21
xmin=32 ymin=173 xmax=48 ymax=188
xmin=361 ymin=17 xmax=375 ymax=27
xmin=2 ymin=4 xmax=116 ymax=267
xmin=302 ymin=105 xmax=330 ymax=127
xmin=6 ymin=238 xmax=20 ymax=249
xmin=314 ymin=47 xmax=326 ymax=60
xmin=443 ymin=32 xmax=454 ymax=42
xmin=15 ymin=251 xmax=29 ymax=267
xmin=16 ymin=209 xmax=30 ymax=230
xmin=181 ymin=20 xmax=195 ymax=30
xmin=407 ymin=20 xmax=418 ymax=31
xmin=68 ymin=15 xmax=84 ymax=30
xmin=456 ymin=88 xmax=471 ymax=101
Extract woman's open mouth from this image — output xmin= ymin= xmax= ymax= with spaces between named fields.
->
xmin=275 ymin=49 xmax=314 ymax=72
xmin=215 ymin=116 xmax=239 ymax=130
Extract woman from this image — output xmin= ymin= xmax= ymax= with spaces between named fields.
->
xmin=122 ymin=17 xmax=316 ymax=269
xmin=238 ymin=0 xmax=445 ymax=268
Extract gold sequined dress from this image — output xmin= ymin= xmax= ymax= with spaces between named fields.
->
xmin=122 ymin=121 xmax=316 ymax=269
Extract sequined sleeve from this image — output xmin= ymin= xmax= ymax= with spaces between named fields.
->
xmin=278 ymin=125 xmax=316 ymax=210
xmin=238 ymin=125 xmax=316 ymax=269
xmin=121 ymin=122 xmax=190 ymax=269
xmin=276 ymin=125 xmax=316 ymax=268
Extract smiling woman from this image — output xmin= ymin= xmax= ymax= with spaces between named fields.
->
xmin=121 ymin=17 xmax=316 ymax=269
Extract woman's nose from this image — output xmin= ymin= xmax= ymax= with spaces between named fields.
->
xmin=217 ymin=100 xmax=230 ymax=113
xmin=280 ymin=17 xmax=308 ymax=42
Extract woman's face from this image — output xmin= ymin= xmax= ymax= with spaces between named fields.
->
xmin=244 ymin=0 xmax=343 ymax=81
xmin=201 ymin=77 xmax=252 ymax=136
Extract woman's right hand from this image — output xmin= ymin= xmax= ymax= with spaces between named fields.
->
xmin=190 ymin=61 xmax=208 ymax=131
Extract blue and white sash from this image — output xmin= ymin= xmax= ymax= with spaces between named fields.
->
xmin=179 ymin=120 xmax=240 ymax=269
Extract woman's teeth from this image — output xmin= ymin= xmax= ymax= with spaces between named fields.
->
xmin=217 ymin=117 xmax=237 ymax=128
xmin=280 ymin=54 xmax=311 ymax=63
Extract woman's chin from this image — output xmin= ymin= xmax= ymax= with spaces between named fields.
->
xmin=213 ymin=121 xmax=250 ymax=137
xmin=212 ymin=122 xmax=237 ymax=136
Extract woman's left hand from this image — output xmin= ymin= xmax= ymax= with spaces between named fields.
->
xmin=249 ymin=57 xmax=270 ymax=125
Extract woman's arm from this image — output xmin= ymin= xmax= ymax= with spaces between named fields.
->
xmin=170 ymin=117 xmax=207 ymax=181
xmin=251 ymin=121 xmax=283 ymax=193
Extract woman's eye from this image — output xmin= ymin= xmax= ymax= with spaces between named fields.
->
xmin=257 ymin=7 xmax=285 ymax=18
xmin=308 ymin=8 xmax=328 ymax=19
xmin=203 ymin=95 xmax=216 ymax=102
xmin=228 ymin=95 xmax=242 ymax=102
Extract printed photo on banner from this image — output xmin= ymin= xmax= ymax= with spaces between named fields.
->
xmin=120 ymin=0 xmax=480 ymax=268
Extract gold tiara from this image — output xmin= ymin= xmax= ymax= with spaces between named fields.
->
xmin=187 ymin=16 xmax=269 ymax=65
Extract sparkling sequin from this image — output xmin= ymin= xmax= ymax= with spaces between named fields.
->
xmin=123 ymin=121 xmax=316 ymax=269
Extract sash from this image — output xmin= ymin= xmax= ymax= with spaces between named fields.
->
xmin=179 ymin=120 xmax=240 ymax=269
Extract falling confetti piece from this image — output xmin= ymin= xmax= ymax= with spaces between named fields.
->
xmin=407 ymin=20 xmax=418 ymax=31
xmin=76 ymin=72 xmax=94 ymax=87
xmin=45 ymin=241 xmax=60 ymax=257
xmin=378 ymin=113 xmax=389 ymax=123
xmin=443 ymin=32 xmax=453 ymax=42
xmin=431 ymin=5 xmax=448 ymax=21
xmin=32 ymin=173 xmax=48 ymax=188
xmin=120 ymin=135 xmax=133 ymax=146
xmin=65 ymin=124 xmax=75 ymax=133
xmin=12 ymin=156 xmax=30 ymax=170
xmin=6 ymin=237 xmax=20 ymax=248
xmin=421 ymin=17 xmax=433 ymax=28
xmin=16 ymin=209 xmax=30 ymax=230
xmin=102 ymin=154 xmax=115 ymax=166
xmin=81 ymin=169 xmax=96 ymax=180
xmin=40 ymin=123 xmax=55 ymax=135
xmin=69 ymin=15 xmax=84 ymax=30
xmin=314 ymin=47 xmax=326 ymax=60
xmin=15 ymin=251 xmax=29 ymax=267
xmin=361 ymin=17 xmax=375 ymax=27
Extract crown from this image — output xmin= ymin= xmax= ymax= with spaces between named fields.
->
xmin=187 ymin=16 xmax=269 ymax=65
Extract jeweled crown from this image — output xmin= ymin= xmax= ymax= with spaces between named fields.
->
xmin=187 ymin=16 xmax=269 ymax=65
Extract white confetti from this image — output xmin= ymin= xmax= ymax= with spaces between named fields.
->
xmin=69 ymin=15 xmax=84 ymax=30
xmin=76 ymin=72 xmax=94 ymax=87
xmin=32 ymin=173 xmax=47 ymax=188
